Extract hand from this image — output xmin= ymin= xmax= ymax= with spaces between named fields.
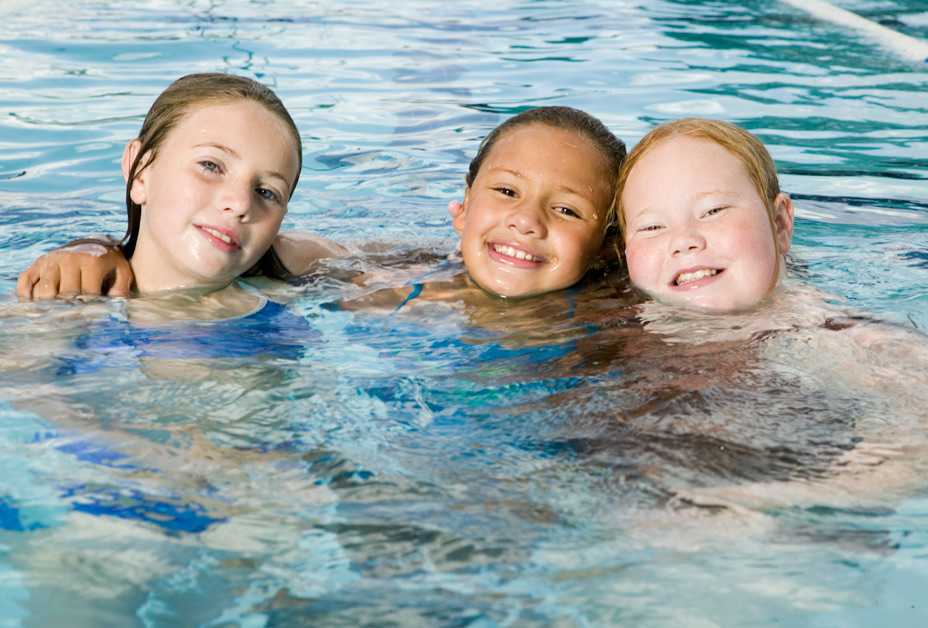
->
xmin=16 ymin=242 xmax=134 ymax=300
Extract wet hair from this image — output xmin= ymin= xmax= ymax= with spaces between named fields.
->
xmin=616 ymin=118 xmax=782 ymax=244
xmin=120 ymin=73 xmax=302 ymax=262
xmin=465 ymin=106 xmax=627 ymax=231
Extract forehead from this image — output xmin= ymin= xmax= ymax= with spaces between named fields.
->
xmin=482 ymin=124 xmax=611 ymax=188
xmin=645 ymin=135 xmax=739 ymax=167
xmin=490 ymin=124 xmax=605 ymax=166
xmin=628 ymin=136 xmax=754 ymax=194
xmin=171 ymin=99 xmax=289 ymax=140
xmin=165 ymin=99 xmax=300 ymax=175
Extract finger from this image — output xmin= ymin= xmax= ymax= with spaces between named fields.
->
xmin=79 ymin=260 xmax=106 ymax=297
xmin=58 ymin=262 xmax=83 ymax=297
xmin=107 ymin=261 xmax=133 ymax=297
xmin=32 ymin=262 xmax=61 ymax=299
xmin=16 ymin=268 xmax=38 ymax=300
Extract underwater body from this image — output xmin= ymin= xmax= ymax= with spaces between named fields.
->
xmin=1 ymin=1 xmax=928 ymax=625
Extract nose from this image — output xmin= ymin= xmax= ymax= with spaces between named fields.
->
xmin=670 ymin=225 xmax=706 ymax=256
xmin=220 ymin=179 xmax=255 ymax=221
xmin=507 ymin=200 xmax=547 ymax=238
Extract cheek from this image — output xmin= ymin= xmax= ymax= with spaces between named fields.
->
xmin=460 ymin=211 xmax=489 ymax=253
xmin=257 ymin=213 xmax=284 ymax=245
xmin=147 ymin=175 xmax=191 ymax=213
xmin=560 ymin=228 xmax=599 ymax=266
xmin=624 ymin=241 xmax=659 ymax=286
xmin=582 ymin=227 xmax=606 ymax=257
xmin=733 ymin=223 xmax=778 ymax=276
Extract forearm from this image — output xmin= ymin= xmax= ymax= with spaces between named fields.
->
xmin=255 ymin=232 xmax=348 ymax=279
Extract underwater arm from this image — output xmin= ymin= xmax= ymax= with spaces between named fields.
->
xmin=830 ymin=316 xmax=928 ymax=392
xmin=676 ymin=317 xmax=928 ymax=515
xmin=16 ymin=239 xmax=133 ymax=299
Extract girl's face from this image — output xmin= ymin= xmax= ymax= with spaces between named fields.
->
xmin=125 ymin=99 xmax=299 ymax=293
xmin=621 ymin=136 xmax=793 ymax=313
xmin=453 ymin=124 xmax=612 ymax=298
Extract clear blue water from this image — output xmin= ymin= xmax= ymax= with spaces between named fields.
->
xmin=1 ymin=1 xmax=928 ymax=626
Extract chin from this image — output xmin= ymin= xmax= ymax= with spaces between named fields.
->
xmin=490 ymin=287 xmax=534 ymax=299
xmin=478 ymin=280 xmax=540 ymax=300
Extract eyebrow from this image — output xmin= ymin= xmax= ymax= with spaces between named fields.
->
xmin=628 ymin=190 xmax=737 ymax=220
xmin=194 ymin=142 xmax=292 ymax=187
xmin=627 ymin=206 xmax=655 ymax=222
xmin=490 ymin=167 xmax=590 ymax=198
xmin=694 ymin=189 xmax=735 ymax=200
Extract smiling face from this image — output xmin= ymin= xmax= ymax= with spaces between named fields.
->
xmin=621 ymin=135 xmax=793 ymax=312
xmin=125 ymin=99 xmax=299 ymax=293
xmin=453 ymin=124 xmax=613 ymax=298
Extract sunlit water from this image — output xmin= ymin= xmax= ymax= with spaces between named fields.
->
xmin=1 ymin=1 xmax=927 ymax=626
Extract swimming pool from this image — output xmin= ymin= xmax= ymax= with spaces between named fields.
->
xmin=1 ymin=0 xmax=927 ymax=625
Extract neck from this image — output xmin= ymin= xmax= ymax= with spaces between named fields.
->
xmin=130 ymin=235 xmax=228 ymax=295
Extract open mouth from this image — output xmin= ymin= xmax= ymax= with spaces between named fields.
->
xmin=672 ymin=267 xmax=721 ymax=287
xmin=196 ymin=224 xmax=241 ymax=251
xmin=488 ymin=243 xmax=545 ymax=266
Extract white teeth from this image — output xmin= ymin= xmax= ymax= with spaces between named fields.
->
xmin=202 ymin=226 xmax=233 ymax=244
xmin=675 ymin=268 xmax=718 ymax=285
xmin=493 ymin=244 xmax=541 ymax=262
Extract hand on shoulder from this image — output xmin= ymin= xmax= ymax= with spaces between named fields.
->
xmin=16 ymin=239 xmax=133 ymax=299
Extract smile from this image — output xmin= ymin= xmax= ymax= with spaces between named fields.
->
xmin=488 ymin=243 xmax=545 ymax=265
xmin=196 ymin=224 xmax=241 ymax=251
xmin=673 ymin=267 xmax=721 ymax=287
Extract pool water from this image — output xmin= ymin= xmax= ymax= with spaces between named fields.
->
xmin=1 ymin=1 xmax=928 ymax=626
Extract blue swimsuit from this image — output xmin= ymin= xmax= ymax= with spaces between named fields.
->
xmin=3 ymin=298 xmax=314 ymax=536
xmin=57 ymin=298 xmax=312 ymax=377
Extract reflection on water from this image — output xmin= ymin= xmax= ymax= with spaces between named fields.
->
xmin=1 ymin=0 xmax=928 ymax=625
xmin=4 ymin=266 xmax=927 ymax=624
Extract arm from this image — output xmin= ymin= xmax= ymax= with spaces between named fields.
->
xmin=16 ymin=230 xmax=348 ymax=298
xmin=677 ymin=317 xmax=928 ymax=515
xmin=16 ymin=239 xmax=134 ymax=300
xmin=263 ymin=232 xmax=348 ymax=278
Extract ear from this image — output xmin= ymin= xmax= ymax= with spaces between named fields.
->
xmin=771 ymin=192 xmax=794 ymax=255
xmin=451 ymin=187 xmax=471 ymax=236
xmin=121 ymin=139 xmax=148 ymax=205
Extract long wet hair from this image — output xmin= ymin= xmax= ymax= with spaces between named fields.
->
xmin=466 ymin=106 xmax=627 ymax=233
xmin=120 ymin=73 xmax=302 ymax=275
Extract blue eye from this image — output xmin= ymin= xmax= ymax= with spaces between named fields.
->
xmin=256 ymin=187 xmax=281 ymax=203
xmin=198 ymin=160 xmax=221 ymax=174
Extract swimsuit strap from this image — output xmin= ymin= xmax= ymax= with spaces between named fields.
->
xmin=394 ymin=283 xmax=425 ymax=312
xmin=565 ymin=285 xmax=578 ymax=320
xmin=391 ymin=256 xmax=464 ymax=311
